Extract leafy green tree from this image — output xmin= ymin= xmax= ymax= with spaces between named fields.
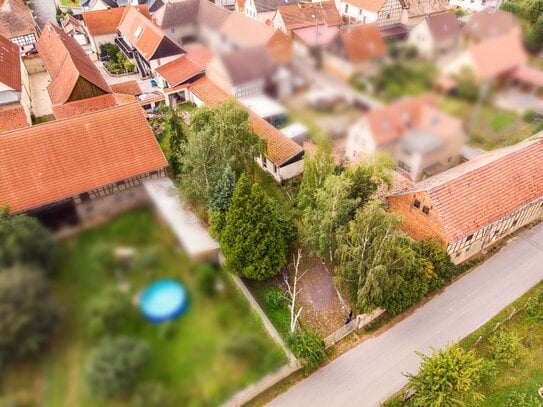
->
xmin=0 ymin=266 xmax=60 ymax=368
xmin=286 ymin=329 xmax=326 ymax=375
xmin=178 ymin=102 xmax=264 ymax=205
xmin=0 ymin=208 xmax=57 ymax=271
xmin=414 ymin=238 xmax=457 ymax=288
xmin=131 ymin=382 xmax=172 ymax=407
xmin=220 ymin=175 xmax=290 ymax=280
xmin=167 ymin=108 xmax=187 ymax=176
xmin=296 ymin=149 xmax=336 ymax=212
xmin=405 ymin=342 xmax=485 ymax=406
xmin=85 ymin=337 xmax=150 ymax=400
xmin=302 ymin=174 xmax=359 ymax=261
xmin=527 ymin=0 xmax=543 ymax=23
xmin=525 ymin=15 xmax=543 ymax=53
xmin=208 ymin=165 xmax=236 ymax=238
xmin=489 ymin=330 xmax=523 ymax=366
xmin=99 ymin=43 xmax=120 ymax=63
xmin=84 ymin=288 xmax=136 ymax=339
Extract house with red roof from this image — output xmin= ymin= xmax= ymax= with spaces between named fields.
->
xmin=116 ymin=6 xmax=185 ymax=78
xmin=0 ymin=33 xmax=31 ymax=132
xmin=334 ymin=0 xmax=407 ymax=27
xmin=323 ymin=22 xmax=387 ymax=79
xmin=407 ymin=11 xmax=461 ymax=58
xmin=37 ymin=22 xmax=113 ymax=106
xmin=82 ymin=5 xmax=151 ymax=55
xmin=0 ymin=103 xmax=168 ymax=230
xmin=0 ymin=0 xmax=39 ymax=53
xmin=387 ymin=136 xmax=543 ymax=263
xmin=346 ymin=96 xmax=465 ymax=182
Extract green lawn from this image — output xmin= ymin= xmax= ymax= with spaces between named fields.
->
xmin=439 ymin=98 xmax=541 ymax=150
xmin=60 ymin=0 xmax=81 ymax=7
xmin=0 ymin=209 xmax=286 ymax=407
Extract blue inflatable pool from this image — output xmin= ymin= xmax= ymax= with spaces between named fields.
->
xmin=139 ymin=279 xmax=188 ymax=323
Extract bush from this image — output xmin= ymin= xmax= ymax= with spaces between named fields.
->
xmin=0 ymin=208 xmax=57 ymax=272
xmin=265 ymin=288 xmax=285 ymax=309
xmin=0 ymin=266 xmax=60 ymax=368
xmin=500 ymin=1 xmax=522 ymax=16
xmin=503 ymin=391 xmax=541 ymax=407
xmin=527 ymin=0 xmax=543 ymax=23
xmin=489 ymin=330 xmax=523 ymax=366
xmin=99 ymin=43 xmax=120 ymax=63
xmin=525 ymin=289 xmax=543 ymax=322
xmin=195 ymin=263 xmax=217 ymax=297
xmin=286 ymin=329 xmax=326 ymax=375
xmin=85 ymin=337 xmax=150 ymax=400
xmin=522 ymin=110 xmax=537 ymax=123
xmin=84 ymin=288 xmax=135 ymax=338
xmin=131 ymin=382 xmax=172 ymax=407
xmin=405 ymin=342 xmax=484 ymax=406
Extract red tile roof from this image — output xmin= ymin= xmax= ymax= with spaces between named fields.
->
xmin=0 ymin=104 xmax=28 ymax=132
xmin=0 ymin=0 xmax=37 ymax=40
xmin=393 ymin=138 xmax=543 ymax=242
xmin=37 ymin=22 xmax=112 ymax=105
xmin=0 ymin=103 xmax=167 ymax=213
xmin=469 ymin=32 xmax=527 ymax=81
xmin=335 ymin=23 xmax=387 ymax=62
xmin=463 ymin=8 xmax=520 ymax=42
xmin=155 ymin=54 xmax=204 ymax=87
xmin=110 ymin=80 xmax=142 ymax=95
xmin=117 ymin=6 xmax=183 ymax=60
xmin=277 ymin=1 xmax=342 ymax=30
xmin=82 ymin=5 xmax=151 ymax=36
xmin=51 ymin=93 xmax=135 ymax=119
xmin=426 ymin=11 xmax=461 ymax=42
xmin=0 ymin=33 xmax=21 ymax=91
xmin=189 ymin=77 xmax=303 ymax=165
xmin=366 ymin=96 xmax=436 ymax=146
xmin=344 ymin=0 xmax=386 ymax=13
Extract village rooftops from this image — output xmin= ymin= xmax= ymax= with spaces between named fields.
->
xmin=0 ymin=0 xmax=37 ymax=40
xmin=37 ymin=22 xmax=112 ymax=105
xmin=426 ymin=11 xmax=462 ymax=41
xmin=332 ymin=23 xmax=387 ymax=62
xmin=253 ymin=0 xmax=300 ymax=13
xmin=469 ymin=31 xmax=527 ymax=81
xmin=152 ymin=0 xmax=200 ymax=27
xmin=189 ymin=77 xmax=303 ymax=165
xmin=276 ymin=1 xmax=342 ymax=30
xmin=197 ymin=0 xmax=231 ymax=30
xmin=155 ymin=54 xmax=204 ymax=87
xmin=366 ymin=96 xmax=461 ymax=146
xmin=117 ymin=5 xmax=184 ymax=60
xmin=51 ymin=93 xmax=136 ymax=119
xmin=343 ymin=0 xmax=387 ymax=12
xmin=463 ymin=8 xmax=520 ymax=42
xmin=220 ymin=46 xmax=276 ymax=85
xmin=0 ymin=104 xmax=28 ymax=132
xmin=0 ymin=103 xmax=167 ymax=214
xmin=404 ymin=0 xmax=449 ymax=18
xmin=0 ymin=33 xmax=21 ymax=91
xmin=82 ymin=5 xmax=151 ymax=35
xmin=388 ymin=137 xmax=543 ymax=242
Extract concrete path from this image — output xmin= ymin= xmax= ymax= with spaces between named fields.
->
xmin=269 ymin=222 xmax=543 ymax=407
xmin=30 ymin=0 xmax=57 ymax=30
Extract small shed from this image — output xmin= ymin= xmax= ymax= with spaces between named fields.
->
xmin=239 ymin=95 xmax=288 ymax=127
xmin=280 ymin=122 xmax=309 ymax=145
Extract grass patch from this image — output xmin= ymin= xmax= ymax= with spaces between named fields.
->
xmin=439 ymin=98 xmax=540 ymax=150
xmin=60 ymin=0 xmax=80 ymax=7
xmin=0 ymin=209 xmax=286 ymax=407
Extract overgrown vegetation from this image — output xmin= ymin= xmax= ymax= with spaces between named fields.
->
xmin=99 ymin=43 xmax=135 ymax=74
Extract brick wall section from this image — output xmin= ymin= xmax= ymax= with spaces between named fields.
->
xmin=387 ymin=191 xmax=450 ymax=246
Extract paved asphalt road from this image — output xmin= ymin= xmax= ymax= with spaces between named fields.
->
xmin=30 ymin=0 xmax=57 ymax=30
xmin=269 ymin=223 xmax=543 ymax=407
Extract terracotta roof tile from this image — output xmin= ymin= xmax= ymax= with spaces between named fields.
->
xmin=405 ymin=0 xmax=448 ymax=18
xmin=333 ymin=23 xmax=387 ymax=62
xmin=37 ymin=22 xmax=112 ymax=105
xmin=469 ymin=32 xmax=527 ymax=81
xmin=152 ymin=0 xmax=200 ymax=28
xmin=0 ymin=103 xmax=167 ymax=213
xmin=426 ymin=11 xmax=461 ymax=42
xmin=344 ymin=0 xmax=386 ymax=13
xmin=198 ymin=0 xmax=231 ymax=30
xmin=117 ymin=5 xmax=184 ymax=60
xmin=0 ymin=33 xmax=21 ymax=91
xmin=463 ymin=8 xmax=520 ymax=42
xmin=398 ymin=138 xmax=543 ymax=242
xmin=51 ymin=93 xmax=135 ymax=119
xmin=154 ymin=54 xmax=204 ymax=87
xmin=110 ymin=80 xmax=142 ymax=95
xmin=189 ymin=77 xmax=303 ymax=165
xmin=0 ymin=104 xmax=28 ymax=132
xmin=220 ymin=12 xmax=275 ymax=46
xmin=277 ymin=1 xmax=342 ymax=30
xmin=61 ymin=14 xmax=85 ymax=35
xmin=366 ymin=95 xmax=436 ymax=145
xmin=0 ymin=0 xmax=37 ymax=40
xmin=82 ymin=5 xmax=151 ymax=36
